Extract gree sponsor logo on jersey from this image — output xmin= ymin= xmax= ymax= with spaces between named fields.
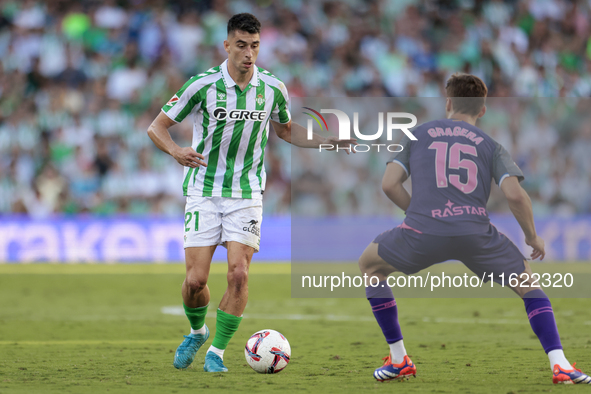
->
xmin=212 ymin=107 xmax=267 ymax=121
xmin=303 ymin=107 xmax=417 ymax=153
xmin=166 ymin=95 xmax=179 ymax=107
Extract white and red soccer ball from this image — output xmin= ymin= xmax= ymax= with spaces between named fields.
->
xmin=245 ymin=329 xmax=291 ymax=374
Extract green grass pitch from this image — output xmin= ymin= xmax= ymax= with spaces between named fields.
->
xmin=0 ymin=263 xmax=590 ymax=393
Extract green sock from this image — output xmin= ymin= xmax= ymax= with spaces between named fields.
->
xmin=183 ymin=303 xmax=208 ymax=330
xmin=211 ymin=309 xmax=243 ymax=350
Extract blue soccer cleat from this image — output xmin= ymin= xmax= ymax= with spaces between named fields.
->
xmin=203 ymin=351 xmax=228 ymax=372
xmin=373 ymin=354 xmax=416 ymax=382
xmin=553 ymin=363 xmax=591 ymax=384
xmin=173 ymin=325 xmax=209 ymax=369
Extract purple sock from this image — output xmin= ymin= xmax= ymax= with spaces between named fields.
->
xmin=366 ymin=281 xmax=403 ymax=344
xmin=523 ymin=289 xmax=562 ymax=353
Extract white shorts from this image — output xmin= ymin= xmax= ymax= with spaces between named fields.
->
xmin=183 ymin=196 xmax=262 ymax=252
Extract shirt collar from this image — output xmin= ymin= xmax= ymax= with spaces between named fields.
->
xmin=221 ymin=59 xmax=259 ymax=88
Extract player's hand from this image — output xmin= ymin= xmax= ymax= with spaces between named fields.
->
xmin=525 ymin=235 xmax=545 ymax=261
xmin=172 ymin=146 xmax=207 ymax=168
xmin=323 ymin=137 xmax=358 ymax=155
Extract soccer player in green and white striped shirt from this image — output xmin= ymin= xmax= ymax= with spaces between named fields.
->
xmin=147 ymin=13 xmax=354 ymax=373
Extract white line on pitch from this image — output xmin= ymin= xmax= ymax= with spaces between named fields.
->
xmin=161 ymin=306 xmax=532 ymax=325
xmin=160 ymin=306 xmax=375 ymax=321
xmin=421 ymin=317 xmax=528 ymax=325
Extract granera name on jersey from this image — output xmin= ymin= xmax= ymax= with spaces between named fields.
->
xmin=432 ymin=199 xmax=487 ymax=218
xmin=427 ymin=126 xmax=484 ymax=145
xmin=212 ymin=107 xmax=267 ymax=121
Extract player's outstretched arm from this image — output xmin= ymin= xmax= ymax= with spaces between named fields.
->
xmin=147 ymin=112 xmax=207 ymax=168
xmin=270 ymin=120 xmax=357 ymax=151
xmin=500 ymin=176 xmax=545 ymax=260
xmin=382 ymin=162 xmax=410 ymax=211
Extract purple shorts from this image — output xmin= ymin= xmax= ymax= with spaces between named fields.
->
xmin=374 ymin=223 xmax=526 ymax=283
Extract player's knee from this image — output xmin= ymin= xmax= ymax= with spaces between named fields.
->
xmin=186 ymin=276 xmax=207 ymax=293
xmin=521 ymin=288 xmax=548 ymax=299
xmin=512 ymin=278 xmax=538 ymax=298
xmin=516 ymin=284 xmax=537 ymax=298
xmin=227 ymin=266 xmax=249 ymax=291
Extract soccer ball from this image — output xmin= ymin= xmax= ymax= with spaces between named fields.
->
xmin=244 ymin=329 xmax=291 ymax=374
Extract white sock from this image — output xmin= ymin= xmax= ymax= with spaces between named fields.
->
xmin=207 ymin=345 xmax=225 ymax=360
xmin=548 ymin=349 xmax=571 ymax=370
xmin=190 ymin=326 xmax=207 ymax=336
xmin=388 ymin=340 xmax=407 ymax=364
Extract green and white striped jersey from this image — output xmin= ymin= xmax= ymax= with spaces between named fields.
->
xmin=162 ymin=59 xmax=291 ymax=198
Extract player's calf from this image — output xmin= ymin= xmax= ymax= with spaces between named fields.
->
xmin=203 ymin=241 xmax=253 ymax=370
xmin=520 ymin=287 xmax=582 ymax=382
xmin=183 ymin=245 xmax=215 ymax=308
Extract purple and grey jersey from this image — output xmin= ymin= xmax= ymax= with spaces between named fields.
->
xmin=390 ymin=119 xmax=523 ymax=236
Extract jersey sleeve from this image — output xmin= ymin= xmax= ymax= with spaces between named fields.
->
xmin=492 ymin=142 xmax=524 ymax=185
xmin=387 ymin=135 xmax=412 ymax=176
xmin=270 ymin=81 xmax=291 ymax=124
xmin=162 ymin=76 xmax=209 ymax=123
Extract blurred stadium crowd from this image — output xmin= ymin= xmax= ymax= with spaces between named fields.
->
xmin=0 ymin=0 xmax=590 ymax=217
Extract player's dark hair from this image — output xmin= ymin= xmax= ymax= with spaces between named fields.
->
xmin=445 ymin=73 xmax=488 ymax=116
xmin=227 ymin=13 xmax=261 ymax=36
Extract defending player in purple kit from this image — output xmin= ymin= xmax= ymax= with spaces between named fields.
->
xmin=358 ymin=73 xmax=590 ymax=385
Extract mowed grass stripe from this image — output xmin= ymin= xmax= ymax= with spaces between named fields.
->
xmin=0 ymin=263 xmax=290 ymax=275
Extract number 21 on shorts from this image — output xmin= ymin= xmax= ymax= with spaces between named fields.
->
xmin=185 ymin=211 xmax=199 ymax=232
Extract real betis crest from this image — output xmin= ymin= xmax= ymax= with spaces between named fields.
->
xmin=256 ymin=94 xmax=265 ymax=105
xmin=217 ymin=92 xmax=226 ymax=101
xmin=166 ymin=95 xmax=179 ymax=106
